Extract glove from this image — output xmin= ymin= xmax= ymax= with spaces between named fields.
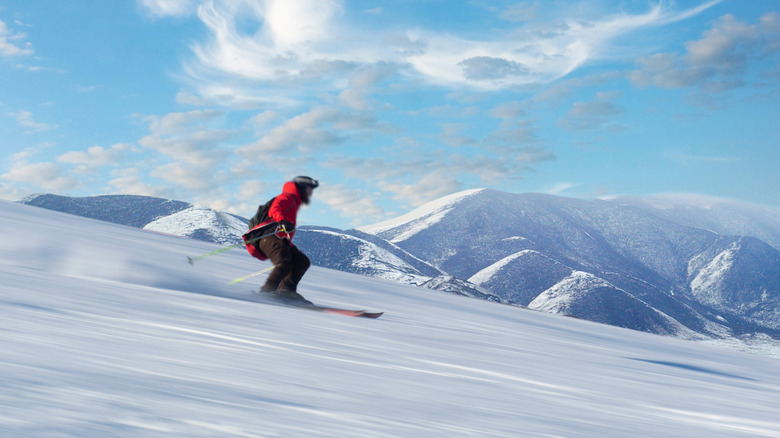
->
xmin=275 ymin=220 xmax=295 ymax=238
xmin=277 ymin=220 xmax=295 ymax=233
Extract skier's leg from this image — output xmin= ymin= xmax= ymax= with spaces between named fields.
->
xmin=257 ymin=237 xmax=292 ymax=292
xmin=278 ymin=247 xmax=310 ymax=293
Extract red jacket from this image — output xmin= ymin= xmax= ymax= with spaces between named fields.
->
xmin=268 ymin=181 xmax=302 ymax=233
xmin=243 ymin=181 xmax=302 ymax=261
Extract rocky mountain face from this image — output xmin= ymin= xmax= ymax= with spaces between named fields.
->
xmin=19 ymin=191 xmax=780 ymax=346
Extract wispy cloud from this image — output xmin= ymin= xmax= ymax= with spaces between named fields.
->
xmin=139 ymin=0 xmax=199 ymax=18
xmin=138 ymin=109 xmax=231 ymax=167
xmin=140 ymin=0 xmax=720 ymax=104
xmin=57 ymin=144 xmax=133 ymax=173
xmin=1 ymin=161 xmax=78 ymax=192
xmin=119 ymin=0 xmax=750 ymax=222
xmin=317 ymin=184 xmax=386 ymax=225
xmin=108 ymin=167 xmax=169 ymax=198
xmin=558 ymin=91 xmax=624 ymax=131
xmin=630 ymin=11 xmax=780 ymax=92
xmin=545 ymin=182 xmax=579 ymax=195
xmin=405 ymin=1 xmax=721 ymax=90
xmin=499 ymin=1 xmax=541 ymax=23
xmin=0 ymin=19 xmax=34 ymax=57
xmin=237 ymin=106 xmax=377 ymax=159
xmin=10 ymin=110 xmax=57 ymax=133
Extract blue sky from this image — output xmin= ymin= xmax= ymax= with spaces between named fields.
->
xmin=1 ymin=0 xmax=778 ymax=228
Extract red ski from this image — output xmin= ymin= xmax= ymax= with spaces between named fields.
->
xmin=251 ymin=290 xmax=383 ymax=318
xmin=303 ymin=305 xmax=383 ymax=319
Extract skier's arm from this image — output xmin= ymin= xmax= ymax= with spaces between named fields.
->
xmin=268 ymin=194 xmax=294 ymax=223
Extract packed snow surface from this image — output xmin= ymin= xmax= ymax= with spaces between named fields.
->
xmin=2 ymin=200 xmax=780 ymax=437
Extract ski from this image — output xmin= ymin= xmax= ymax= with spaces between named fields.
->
xmin=304 ymin=306 xmax=383 ymax=319
xmin=252 ymin=291 xmax=383 ymax=318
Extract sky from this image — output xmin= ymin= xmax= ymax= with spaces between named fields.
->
xmin=1 ymin=0 xmax=779 ymax=228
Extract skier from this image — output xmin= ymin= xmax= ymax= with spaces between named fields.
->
xmin=243 ymin=176 xmax=319 ymax=304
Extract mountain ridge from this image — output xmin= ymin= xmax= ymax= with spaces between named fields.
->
xmin=17 ymin=190 xmax=780 ymax=352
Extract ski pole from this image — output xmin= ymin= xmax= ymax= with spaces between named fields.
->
xmin=186 ymin=227 xmax=279 ymax=265
xmin=226 ymin=265 xmax=275 ymax=285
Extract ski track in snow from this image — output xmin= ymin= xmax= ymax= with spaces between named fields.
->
xmin=2 ymin=200 xmax=780 ymax=437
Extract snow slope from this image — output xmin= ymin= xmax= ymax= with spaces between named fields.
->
xmin=2 ymin=200 xmax=780 ymax=437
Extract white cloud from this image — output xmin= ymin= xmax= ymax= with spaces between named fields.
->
xmin=139 ymin=0 xmax=199 ymax=18
xmin=175 ymin=91 xmax=209 ymax=106
xmin=500 ymin=1 xmax=541 ymax=23
xmin=155 ymin=0 xmax=720 ymax=106
xmin=108 ymin=168 xmax=169 ymax=197
xmin=630 ymin=12 xmax=780 ymax=91
xmin=1 ymin=161 xmax=78 ymax=192
xmin=439 ymin=123 xmax=477 ymax=147
xmin=0 ymin=19 xmax=34 ymax=57
xmin=0 ymin=181 xmax=26 ymax=201
xmin=264 ymin=0 xmax=343 ymax=49
xmin=10 ymin=110 xmax=57 ymax=133
xmin=317 ymin=184 xmax=385 ymax=225
xmin=237 ymin=179 xmax=270 ymax=201
xmin=188 ymin=0 xmax=349 ymax=81
xmin=406 ymin=2 xmax=721 ymax=90
xmin=545 ymin=182 xmax=578 ymax=195
xmin=144 ymin=109 xmax=222 ymax=135
xmin=384 ymin=172 xmax=463 ymax=208
xmin=138 ymin=110 xmax=231 ymax=167
xmin=238 ymin=106 xmax=377 ymax=158
xmin=490 ymin=101 xmax=527 ymax=120
xmin=150 ymin=161 xmax=217 ymax=192
xmin=338 ymin=63 xmax=397 ymax=110
xmin=57 ymin=144 xmax=132 ymax=168
xmin=558 ymin=91 xmax=624 ymax=131
xmin=249 ymin=110 xmax=279 ymax=129
xmin=324 ymin=150 xmax=549 ymax=208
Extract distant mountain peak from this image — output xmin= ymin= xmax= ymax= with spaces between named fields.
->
xmin=357 ymin=188 xmax=486 ymax=241
xmin=143 ymin=206 xmax=247 ymax=245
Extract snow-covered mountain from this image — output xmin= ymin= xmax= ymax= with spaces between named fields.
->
xmin=5 ymin=199 xmax=780 ymax=436
xmin=18 ymin=190 xmax=780 ymax=348
xmin=293 ymin=227 xmax=436 ymax=284
xmin=19 ymin=194 xmax=247 ymax=245
xmin=143 ymin=206 xmax=247 ymax=245
xmin=528 ymin=271 xmax=698 ymax=337
xmin=19 ymin=193 xmax=191 ymax=228
xmin=17 ymin=194 xmax=501 ymax=301
xmin=612 ymin=193 xmax=780 ymax=250
xmin=357 ymin=188 xmax=780 ymax=345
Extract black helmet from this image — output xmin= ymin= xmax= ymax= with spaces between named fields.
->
xmin=293 ymin=176 xmax=319 ymax=189
xmin=293 ymin=176 xmax=318 ymax=204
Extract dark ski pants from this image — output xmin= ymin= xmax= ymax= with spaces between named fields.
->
xmin=257 ymin=236 xmax=310 ymax=293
